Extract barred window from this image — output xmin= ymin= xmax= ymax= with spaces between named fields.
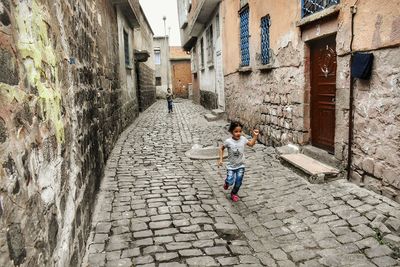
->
xmin=301 ymin=0 xmax=340 ymax=18
xmin=240 ymin=6 xmax=250 ymax=66
xmin=261 ymin=15 xmax=270 ymax=65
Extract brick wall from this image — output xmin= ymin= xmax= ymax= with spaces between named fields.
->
xmin=0 ymin=0 xmax=140 ymax=266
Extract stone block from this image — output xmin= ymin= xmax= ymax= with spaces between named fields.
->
xmin=364 ymin=175 xmax=382 ymax=194
xmin=0 ymin=48 xmax=19 ymax=85
xmin=362 ymin=157 xmax=375 ymax=174
xmin=6 ymin=224 xmax=26 ymax=265
xmin=381 ymin=186 xmax=398 ymax=199
xmin=186 ymin=256 xmax=218 ymax=267
xmin=349 ymin=171 xmax=363 ymax=185
xmin=382 ymin=169 xmax=400 ymax=189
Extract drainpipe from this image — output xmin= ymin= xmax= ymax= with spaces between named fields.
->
xmin=347 ymin=3 xmax=358 ymax=180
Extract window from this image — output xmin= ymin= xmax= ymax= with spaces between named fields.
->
xmin=200 ymin=38 xmax=204 ymax=68
xmin=261 ymin=15 xmax=270 ymax=65
xmin=206 ymin=25 xmax=213 ymax=63
xmin=123 ymin=30 xmax=130 ymax=66
xmin=301 ymin=0 xmax=340 ymax=18
xmin=239 ymin=6 xmax=250 ymax=66
xmin=154 ymin=49 xmax=161 ymax=65
xmin=216 ymin=13 xmax=220 ymax=37
xmin=191 ymin=46 xmax=197 ymax=72
xmin=155 ymin=77 xmax=161 ymax=86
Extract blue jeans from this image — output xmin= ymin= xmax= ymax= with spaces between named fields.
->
xmin=167 ymin=100 xmax=173 ymax=112
xmin=225 ymin=168 xmax=245 ymax=194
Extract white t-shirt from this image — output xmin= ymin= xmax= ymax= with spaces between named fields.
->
xmin=223 ymin=136 xmax=248 ymax=170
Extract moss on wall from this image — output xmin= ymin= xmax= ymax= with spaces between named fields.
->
xmin=14 ymin=0 xmax=64 ymax=143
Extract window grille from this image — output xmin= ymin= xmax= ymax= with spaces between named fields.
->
xmin=240 ymin=6 xmax=250 ymax=66
xmin=301 ymin=0 xmax=340 ymax=18
xmin=261 ymin=15 xmax=270 ymax=65
xmin=123 ymin=30 xmax=129 ymax=65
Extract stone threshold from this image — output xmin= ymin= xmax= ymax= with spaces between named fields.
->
xmin=279 ymin=149 xmax=342 ymax=184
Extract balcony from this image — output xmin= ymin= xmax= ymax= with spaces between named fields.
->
xmin=111 ymin=0 xmax=140 ymax=28
xmin=182 ymin=0 xmax=221 ymax=50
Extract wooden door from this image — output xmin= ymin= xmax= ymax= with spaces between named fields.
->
xmin=310 ymin=36 xmax=337 ymax=153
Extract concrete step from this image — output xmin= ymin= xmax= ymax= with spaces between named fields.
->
xmin=301 ymin=145 xmax=342 ymax=168
xmin=211 ymin=108 xmax=225 ymax=117
xmin=204 ymin=113 xmax=219 ymax=122
xmin=280 ymin=153 xmax=340 ymax=184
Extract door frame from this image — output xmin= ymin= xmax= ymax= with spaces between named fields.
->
xmin=308 ymin=34 xmax=337 ymax=153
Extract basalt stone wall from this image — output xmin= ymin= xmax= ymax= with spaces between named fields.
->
xmin=137 ymin=62 xmax=156 ymax=112
xmin=200 ymin=90 xmax=218 ymax=110
xmin=347 ymin=48 xmax=400 ymax=202
xmin=0 ymin=0 xmax=137 ymax=266
xmin=225 ymin=42 xmax=307 ymax=146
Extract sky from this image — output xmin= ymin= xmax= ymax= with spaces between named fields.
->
xmin=140 ymin=0 xmax=182 ymax=46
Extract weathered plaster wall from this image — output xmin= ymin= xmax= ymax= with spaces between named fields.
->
xmin=223 ymin=0 xmax=400 ymax=202
xmin=223 ymin=0 xmax=306 ymax=145
xmin=0 ymin=0 xmax=140 ymax=266
xmin=154 ymin=37 xmax=171 ymax=98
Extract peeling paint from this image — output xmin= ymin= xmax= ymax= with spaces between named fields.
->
xmin=14 ymin=0 xmax=64 ymax=143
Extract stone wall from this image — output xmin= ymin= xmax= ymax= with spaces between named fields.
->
xmin=0 ymin=0 xmax=139 ymax=266
xmin=348 ymin=48 xmax=400 ymax=202
xmin=200 ymin=90 xmax=218 ymax=110
xmin=137 ymin=62 xmax=156 ymax=111
xmin=225 ymin=42 xmax=306 ymax=146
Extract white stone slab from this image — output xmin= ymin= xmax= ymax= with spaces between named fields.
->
xmin=281 ymin=154 xmax=339 ymax=176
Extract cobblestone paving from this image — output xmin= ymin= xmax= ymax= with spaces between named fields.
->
xmin=84 ymin=100 xmax=400 ymax=267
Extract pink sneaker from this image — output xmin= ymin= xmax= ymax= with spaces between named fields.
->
xmin=223 ymin=183 xmax=229 ymax=190
xmin=231 ymin=193 xmax=239 ymax=202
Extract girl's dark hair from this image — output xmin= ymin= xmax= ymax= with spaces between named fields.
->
xmin=228 ymin=121 xmax=243 ymax=133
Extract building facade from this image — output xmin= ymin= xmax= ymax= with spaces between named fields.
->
xmin=170 ymin=46 xmax=192 ymax=98
xmin=133 ymin=6 xmax=156 ymax=111
xmin=177 ymin=0 xmax=225 ymax=110
xmin=0 ymin=0 xmax=154 ymax=266
xmin=153 ymin=36 xmax=172 ymax=98
xmin=221 ymin=0 xmax=400 ymax=201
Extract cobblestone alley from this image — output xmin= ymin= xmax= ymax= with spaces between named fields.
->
xmin=84 ymin=100 xmax=400 ymax=267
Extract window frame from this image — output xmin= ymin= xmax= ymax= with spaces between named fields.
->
xmin=154 ymin=49 xmax=161 ymax=65
xmin=123 ymin=29 xmax=130 ymax=66
xmin=239 ymin=5 xmax=250 ymax=67
xmin=155 ymin=77 xmax=161 ymax=86
xmin=260 ymin=15 xmax=271 ymax=65
xmin=206 ymin=25 xmax=214 ymax=64
xmin=200 ymin=38 xmax=205 ymax=69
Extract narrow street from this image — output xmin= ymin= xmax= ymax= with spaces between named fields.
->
xmin=84 ymin=100 xmax=400 ymax=267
